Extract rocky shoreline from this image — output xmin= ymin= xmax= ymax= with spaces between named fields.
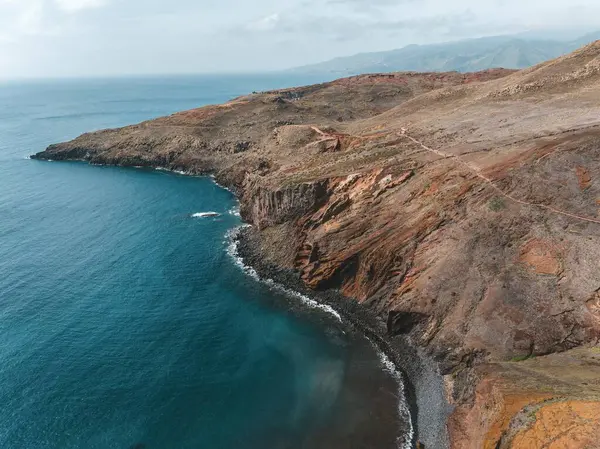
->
xmin=235 ymin=225 xmax=451 ymax=449
xmin=30 ymin=154 xmax=454 ymax=447
xmin=32 ymin=45 xmax=600 ymax=448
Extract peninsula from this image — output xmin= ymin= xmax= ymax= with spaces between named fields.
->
xmin=34 ymin=42 xmax=600 ymax=448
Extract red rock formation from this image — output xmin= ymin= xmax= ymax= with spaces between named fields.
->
xmin=34 ymin=43 xmax=600 ymax=448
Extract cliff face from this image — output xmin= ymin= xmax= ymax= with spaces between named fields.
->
xmin=33 ymin=45 xmax=600 ymax=448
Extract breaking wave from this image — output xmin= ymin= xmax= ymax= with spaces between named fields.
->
xmin=225 ymin=224 xmax=415 ymax=449
xmin=192 ymin=212 xmax=221 ymax=218
xmin=228 ymin=206 xmax=241 ymax=217
xmin=225 ymin=226 xmax=342 ymax=322
xmin=209 ymin=174 xmax=234 ymax=194
xmin=156 ymin=167 xmax=189 ymax=175
xmin=368 ymin=339 xmax=415 ymax=449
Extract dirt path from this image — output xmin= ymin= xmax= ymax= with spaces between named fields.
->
xmin=399 ymin=128 xmax=600 ymax=225
xmin=310 ymin=126 xmax=328 ymax=137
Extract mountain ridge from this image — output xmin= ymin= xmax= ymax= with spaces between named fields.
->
xmin=288 ymin=31 xmax=600 ymax=76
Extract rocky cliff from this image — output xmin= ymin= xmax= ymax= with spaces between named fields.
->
xmin=33 ymin=45 xmax=600 ymax=448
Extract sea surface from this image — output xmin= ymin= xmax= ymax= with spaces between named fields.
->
xmin=0 ymin=75 xmax=410 ymax=449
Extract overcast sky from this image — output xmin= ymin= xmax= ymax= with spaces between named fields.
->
xmin=1 ymin=0 xmax=600 ymax=78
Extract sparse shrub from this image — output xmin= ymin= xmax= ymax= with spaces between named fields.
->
xmin=489 ymin=196 xmax=506 ymax=211
xmin=510 ymin=354 xmax=535 ymax=362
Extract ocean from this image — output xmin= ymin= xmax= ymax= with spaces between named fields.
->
xmin=0 ymin=75 xmax=410 ymax=449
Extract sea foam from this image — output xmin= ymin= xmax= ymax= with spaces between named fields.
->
xmin=225 ymin=226 xmax=342 ymax=322
xmin=209 ymin=174 xmax=235 ymax=194
xmin=192 ymin=212 xmax=221 ymax=218
xmin=156 ymin=167 xmax=189 ymax=176
xmin=226 ymin=224 xmax=414 ymax=449
xmin=227 ymin=206 xmax=241 ymax=217
xmin=368 ymin=339 xmax=415 ymax=449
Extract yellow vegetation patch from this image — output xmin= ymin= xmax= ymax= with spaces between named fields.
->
xmin=519 ymin=239 xmax=563 ymax=276
xmin=510 ymin=401 xmax=600 ymax=449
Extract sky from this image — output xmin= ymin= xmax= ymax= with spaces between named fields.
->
xmin=1 ymin=0 xmax=600 ymax=78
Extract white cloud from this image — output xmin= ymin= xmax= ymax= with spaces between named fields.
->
xmin=54 ymin=0 xmax=107 ymax=13
xmin=2 ymin=0 xmax=600 ymax=78
xmin=16 ymin=0 xmax=45 ymax=35
xmin=0 ymin=0 xmax=46 ymax=42
xmin=246 ymin=13 xmax=280 ymax=31
xmin=0 ymin=0 xmax=108 ymax=43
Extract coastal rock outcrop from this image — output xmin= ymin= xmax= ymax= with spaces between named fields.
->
xmin=33 ymin=44 xmax=600 ymax=448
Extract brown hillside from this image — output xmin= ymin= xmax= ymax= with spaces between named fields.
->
xmin=33 ymin=43 xmax=600 ymax=448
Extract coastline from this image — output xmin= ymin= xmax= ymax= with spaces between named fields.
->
xmin=27 ymin=52 xmax=600 ymax=447
xmin=29 ymin=156 xmax=453 ymax=448
xmin=233 ymin=224 xmax=452 ymax=449
xmin=29 ymin=154 xmax=451 ymax=447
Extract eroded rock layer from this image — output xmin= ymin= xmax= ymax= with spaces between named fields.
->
xmin=34 ymin=45 xmax=600 ymax=448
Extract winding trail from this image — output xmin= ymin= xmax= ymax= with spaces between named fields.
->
xmin=310 ymin=125 xmax=342 ymax=142
xmin=399 ymin=128 xmax=600 ymax=226
xmin=310 ymin=126 xmax=328 ymax=137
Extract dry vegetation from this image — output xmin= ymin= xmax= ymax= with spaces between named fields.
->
xmin=34 ymin=43 xmax=600 ymax=449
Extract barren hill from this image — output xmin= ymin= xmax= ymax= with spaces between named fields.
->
xmin=34 ymin=43 xmax=600 ymax=449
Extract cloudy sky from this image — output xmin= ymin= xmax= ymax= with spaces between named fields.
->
xmin=1 ymin=0 xmax=599 ymax=78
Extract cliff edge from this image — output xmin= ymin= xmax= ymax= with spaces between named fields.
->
xmin=33 ymin=44 xmax=600 ymax=448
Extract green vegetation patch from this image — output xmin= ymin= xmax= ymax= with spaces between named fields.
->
xmin=489 ymin=196 xmax=506 ymax=212
xmin=510 ymin=354 xmax=535 ymax=362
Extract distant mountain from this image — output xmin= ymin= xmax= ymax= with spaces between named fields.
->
xmin=289 ymin=32 xmax=600 ymax=75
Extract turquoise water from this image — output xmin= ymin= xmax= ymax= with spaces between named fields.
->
xmin=0 ymin=76 xmax=404 ymax=449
